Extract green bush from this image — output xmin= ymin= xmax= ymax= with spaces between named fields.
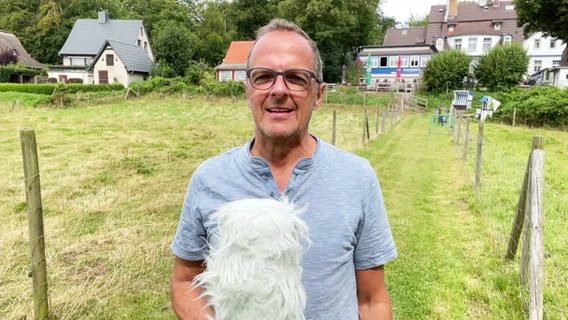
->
xmin=422 ymin=50 xmax=471 ymax=93
xmin=494 ymin=86 xmax=568 ymax=127
xmin=60 ymin=83 xmax=124 ymax=94
xmin=0 ymin=65 xmax=41 ymax=83
xmin=474 ymin=43 xmax=529 ymax=91
xmin=0 ymin=83 xmax=56 ymax=95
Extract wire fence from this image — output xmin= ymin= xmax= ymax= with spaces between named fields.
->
xmin=449 ymin=109 xmax=568 ymax=320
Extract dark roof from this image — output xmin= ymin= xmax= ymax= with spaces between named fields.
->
xmin=383 ymin=27 xmax=427 ymax=46
xmin=59 ymin=14 xmax=144 ymax=56
xmin=91 ymin=40 xmax=153 ymax=73
xmin=0 ymin=31 xmax=44 ymax=69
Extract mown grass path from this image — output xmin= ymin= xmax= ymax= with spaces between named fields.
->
xmin=358 ymin=113 xmax=525 ymax=319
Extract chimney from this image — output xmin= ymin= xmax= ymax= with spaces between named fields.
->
xmin=447 ymin=0 xmax=458 ymax=18
xmin=493 ymin=0 xmax=500 ymax=7
xmin=98 ymin=10 xmax=109 ymax=24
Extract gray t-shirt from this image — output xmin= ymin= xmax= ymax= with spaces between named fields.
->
xmin=171 ymin=137 xmax=397 ymax=320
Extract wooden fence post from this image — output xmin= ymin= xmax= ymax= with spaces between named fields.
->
xmin=463 ymin=117 xmax=470 ymax=162
xmin=375 ymin=107 xmax=379 ymax=134
xmin=513 ymin=107 xmax=517 ymax=127
xmin=520 ymin=136 xmax=544 ymax=320
xmin=475 ymin=121 xmax=484 ymax=188
xmin=20 ymin=129 xmax=49 ymax=320
xmin=456 ymin=113 xmax=462 ymax=144
xmin=332 ymin=110 xmax=337 ymax=146
xmin=381 ymin=107 xmax=386 ymax=133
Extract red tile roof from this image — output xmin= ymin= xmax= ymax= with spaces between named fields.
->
xmin=222 ymin=41 xmax=254 ymax=64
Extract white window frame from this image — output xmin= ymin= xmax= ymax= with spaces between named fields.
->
xmin=553 ymin=60 xmax=561 ymax=67
xmin=503 ymin=35 xmax=512 ymax=45
xmin=219 ymin=70 xmax=232 ymax=82
xmin=435 ymin=38 xmax=444 ymax=51
xmin=483 ymin=38 xmax=492 ymax=52
xmin=234 ymin=70 xmax=246 ymax=81
xmin=389 ymin=56 xmax=398 ymax=68
xmin=534 ymin=39 xmax=541 ymax=49
xmin=400 ymin=56 xmax=409 ymax=68
xmin=468 ymin=38 xmax=477 ymax=52
xmin=371 ymin=56 xmax=380 ymax=68
xmin=454 ymin=39 xmax=462 ymax=50
xmin=410 ymin=56 xmax=419 ymax=67
xmin=420 ymin=56 xmax=431 ymax=67
xmin=494 ymin=22 xmax=501 ymax=30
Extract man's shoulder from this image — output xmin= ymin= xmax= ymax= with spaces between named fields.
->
xmin=319 ymin=140 xmax=371 ymax=168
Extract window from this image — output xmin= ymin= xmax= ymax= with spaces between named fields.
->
xmin=379 ymin=56 xmax=388 ymax=68
xmin=420 ymin=56 xmax=431 ymax=67
xmin=468 ymin=38 xmax=477 ymax=52
xmin=234 ymin=70 xmax=246 ymax=81
xmin=454 ymin=39 xmax=462 ymax=50
xmin=534 ymin=39 xmax=540 ymax=49
xmin=550 ymin=39 xmax=557 ymax=48
xmin=410 ymin=56 xmax=419 ymax=67
xmin=435 ymin=38 xmax=444 ymax=51
xmin=106 ymin=54 xmax=114 ymax=66
xmin=483 ymin=38 xmax=492 ymax=52
xmin=137 ymin=39 xmax=141 ymax=46
xmin=533 ymin=60 xmax=542 ymax=73
xmin=219 ymin=71 xmax=232 ymax=81
xmin=448 ymin=25 xmax=455 ymax=32
xmin=400 ymin=56 xmax=409 ymax=68
xmin=503 ymin=35 xmax=512 ymax=45
xmin=401 ymin=29 xmax=408 ymax=36
xmin=553 ymin=60 xmax=561 ymax=67
xmin=389 ymin=56 xmax=398 ymax=68
xmin=494 ymin=22 xmax=501 ymax=30
xmin=372 ymin=56 xmax=380 ymax=68
xmin=70 ymin=58 xmax=87 ymax=66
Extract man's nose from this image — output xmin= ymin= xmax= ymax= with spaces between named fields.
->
xmin=271 ymin=74 xmax=289 ymax=92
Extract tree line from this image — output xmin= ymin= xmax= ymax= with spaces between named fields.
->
xmin=0 ymin=0 xmax=398 ymax=83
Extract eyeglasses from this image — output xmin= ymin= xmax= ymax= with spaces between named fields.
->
xmin=246 ymin=68 xmax=321 ymax=91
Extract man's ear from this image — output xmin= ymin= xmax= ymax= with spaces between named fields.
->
xmin=314 ymin=82 xmax=326 ymax=109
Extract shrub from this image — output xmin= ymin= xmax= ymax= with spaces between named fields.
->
xmin=474 ymin=43 xmax=529 ymax=91
xmin=494 ymin=86 xmax=568 ymax=127
xmin=422 ymin=50 xmax=471 ymax=93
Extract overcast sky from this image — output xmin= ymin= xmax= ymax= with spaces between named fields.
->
xmin=381 ymin=0 xmax=448 ymax=24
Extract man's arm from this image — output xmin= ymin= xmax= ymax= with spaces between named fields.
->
xmin=170 ymin=257 xmax=213 ymax=320
xmin=356 ymin=265 xmax=393 ymax=320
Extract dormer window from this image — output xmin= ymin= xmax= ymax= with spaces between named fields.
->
xmin=503 ymin=35 xmax=512 ymax=45
xmin=492 ymin=20 xmax=503 ymax=30
xmin=402 ymin=29 xmax=408 ymax=36
xmin=435 ymin=37 xmax=444 ymax=51
xmin=448 ymin=23 xmax=456 ymax=32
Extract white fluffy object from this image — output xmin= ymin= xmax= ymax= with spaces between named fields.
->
xmin=194 ymin=197 xmax=309 ymax=320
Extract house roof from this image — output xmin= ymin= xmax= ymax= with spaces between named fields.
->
xmin=0 ymin=31 xmax=44 ymax=69
xmin=59 ymin=13 xmax=144 ymax=56
xmin=383 ymin=27 xmax=427 ymax=46
xmin=215 ymin=41 xmax=254 ymax=70
xmin=91 ymin=40 xmax=153 ymax=73
xmin=429 ymin=1 xmax=516 ymax=23
xmin=359 ymin=44 xmax=437 ymax=57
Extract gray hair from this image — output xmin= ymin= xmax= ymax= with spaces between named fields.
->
xmin=247 ymin=18 xmax=323 ymax=83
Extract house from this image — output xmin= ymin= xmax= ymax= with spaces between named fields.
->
xmin=382 ymin=0 xmax=566 ymax=85
xmin=88 ymin=40 xmax=154 ymax=85
xmin=0 ymin=31 xmax=44 ymax=83
xmin=48 ymin=10 xmax=154 ymax=86
xmin=357 ymin=44 xmax=437 ymax=88
xmin=215 ymin=41 xmax=254 ymax=82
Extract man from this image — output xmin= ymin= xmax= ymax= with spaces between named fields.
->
xmin=170 ymin=18 xmax=397 ymax=320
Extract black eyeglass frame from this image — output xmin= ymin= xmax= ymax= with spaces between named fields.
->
xmin=246 ymin=67 xmax=322 ymax=91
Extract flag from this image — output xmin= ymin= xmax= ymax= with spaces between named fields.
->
xmin=366 ymin=53 xmax=371 ymax=86
xmin=395 ymin=55 xmax=401 ymax=82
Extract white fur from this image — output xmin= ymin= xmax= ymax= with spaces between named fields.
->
xmin=194 ymin=198 xmax=309 ymax=320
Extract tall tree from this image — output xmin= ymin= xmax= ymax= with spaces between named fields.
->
xmin=229 ymin=0 xmax=278 ymax=40
xmin=278 ymin=0 xmax=380 ymax=82
xmin=194 ymin=0 xmax=236 ymax=66
xmin=152 ymin=21 xmax=197 ymax=77
xmin=407 ymin=14 xmax=428 ymax=27
xmin=515 ymin=0 xmax=568 ymax=65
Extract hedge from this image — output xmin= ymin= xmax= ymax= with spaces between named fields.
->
xmin=0 ymin=83 xmax=124 ymax=95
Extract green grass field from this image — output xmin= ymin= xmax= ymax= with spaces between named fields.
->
xmin=1 ymin=93 xmax=566 ymax=319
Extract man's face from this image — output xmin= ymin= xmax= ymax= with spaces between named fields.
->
xmin=245 ymin=30 xmax=325 ymax=141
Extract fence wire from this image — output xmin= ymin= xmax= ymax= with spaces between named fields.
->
xmin=451 ymin=113 xmax=568 ymax=320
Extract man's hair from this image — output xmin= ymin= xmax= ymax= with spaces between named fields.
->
xmin=247 ymin=18 xmax=323 ymax=83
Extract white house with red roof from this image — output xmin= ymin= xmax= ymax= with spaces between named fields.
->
xmin=215 ymin=41 xmax=254 ymax=82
